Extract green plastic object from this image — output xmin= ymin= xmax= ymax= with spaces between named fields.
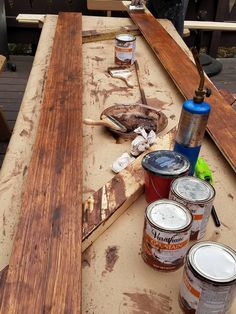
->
xmin=195 ymin=157 xmax=214 ymax=185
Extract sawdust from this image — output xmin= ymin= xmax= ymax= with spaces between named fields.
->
xmin=123 ymin=289 xmax=173 ymax=313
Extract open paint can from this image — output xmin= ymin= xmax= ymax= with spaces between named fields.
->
xmin=169 ymin=176 xmax=215 ymax=240
xmin=179 ymin=241 xmax=236 ymax=313
xmin=142 ymin=150 xmax=190 ymax=203
xmin=142 ymin=199 xmax=192 ymax=271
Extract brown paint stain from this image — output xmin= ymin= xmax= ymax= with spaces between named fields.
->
xmin=123 ymin=289 xmax=172 ymax=313
xmin=228 ymin=193 xmax=234 ymax=200
xmin=92 ymin=56 xmax=104 ymax=62
xmin=19 ymin=129 xmax=29 ymax=137
xmin=146 ymin=98 xmax=167 ymax=110
xmin=105 ymin=245 xmax=119 ymax=273
xmin=169 ymin=114 xmax=175 ymax=120
xmin=2 ymin=214 xmax=6 ymax=237
xmin=82 ymin=245 xmax=96 ymax=268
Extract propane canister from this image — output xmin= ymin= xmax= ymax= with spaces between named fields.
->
xmin=174 ymin=48 xmax=211 ymax=175
xmin=174 ymin=99 xmax=211 ymax=175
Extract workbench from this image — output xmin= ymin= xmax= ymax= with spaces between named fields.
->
xmin=0 ymin=15 xmax=235 ymax=313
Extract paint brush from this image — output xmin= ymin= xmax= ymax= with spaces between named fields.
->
xmin=83 ymin=115 xmax=127 ymax=132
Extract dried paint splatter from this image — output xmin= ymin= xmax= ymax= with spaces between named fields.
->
xmin=123 ymin=289 xmax=173 ymax=314
xmin=105 ymin=245 xmax=119 ymax=273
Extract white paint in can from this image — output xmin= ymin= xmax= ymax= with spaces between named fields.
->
xmin=179 ymin=241 xmax=236 ymax=313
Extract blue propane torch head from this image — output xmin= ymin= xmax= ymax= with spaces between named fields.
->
xmin=174 ymin=48 xmax=211 ymax=175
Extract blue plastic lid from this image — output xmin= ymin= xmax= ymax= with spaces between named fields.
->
xmin=183 ymin=99 xmax=211 ymax=115
xmin=142 ymin=150 xmax=190 ymax=177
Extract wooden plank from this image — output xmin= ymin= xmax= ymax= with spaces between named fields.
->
xmin=0 ymin=15 xmax=57 ymax=272
xmin=125 ymin=4 xmax=236 ymax=172
xmin=0 ymin=12 xmax=83 ymax=314
xmin=184 ymin=20 xmax=236 ymax=31
xmin=82 ymin=25 xmax=140 ymax=43
xmin=16 ymin=14 xmax=46 ymax=24
xmin=0 ymin=56 xmax=6 ymax=72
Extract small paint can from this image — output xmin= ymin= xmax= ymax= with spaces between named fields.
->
xmin=169 ymin=176 xmax=215 ymax=240
xmin=141 ymin=150 xmax=190 ymax=203
xmin=179 ymin=241 xmax=236 ymax=313
xmin=115 ymin=34 xmax=136 ymax=66
xmin=142 ymin=199 xmax=192 ymax=271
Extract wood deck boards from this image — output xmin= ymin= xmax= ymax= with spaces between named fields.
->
xmin=0 ymin=13 xmax=83 ymax=314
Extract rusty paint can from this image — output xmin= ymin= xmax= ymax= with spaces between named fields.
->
xmin=142 ymin=199 xmax=192 ymax=271
xmin=169 ymin=176 xmax=215 ymax=241
xmin=115 ymin=34 xmax=136 ymax=66
xmin=142 ymin=150 xmax=190 ymax=203
xmin=179 ymin=241 xmax=236 ymax=314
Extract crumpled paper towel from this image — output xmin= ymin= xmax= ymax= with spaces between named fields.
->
xmin=130 ymin=127 xmax=157 ymax=156
xmin=112 ymin=152 xmax=135 ymax=173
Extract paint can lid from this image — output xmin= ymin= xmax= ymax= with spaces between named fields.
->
xmin=116 ymin=34 xmax=136 ymax=42
xmin=171 ymin=176 xmax=215 ymax=202
xmin=146 ymin=199 xmax=192 ymax=231
xmin=142 ymin=150 xmax=190 ymax=177
xmin=188 ymin=241 xmax=236 ymax=283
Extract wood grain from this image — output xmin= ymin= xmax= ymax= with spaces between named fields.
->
xmin=127 ymin=7 xmax=236 ymax=172
xmin=0 ymin=13 xmax=83 ymax=314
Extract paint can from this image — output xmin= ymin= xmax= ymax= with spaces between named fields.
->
xmin=179 ymin=241 xmax=236 ymax=314
xmin=141 ymin=150 xmax=190 ymax=203
xmin=142 ymin=199 xmax=192 ymax=271
xmin=115 ymin=34 xmax=136 ymax=66
xmin=169 ymin=176 xmax=215 ymax=240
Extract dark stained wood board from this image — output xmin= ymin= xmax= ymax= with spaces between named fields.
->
xmin=0 ymin=12 xmax=83 ymax=314
xmin=127 ymin=8 xmax=236 ymax=173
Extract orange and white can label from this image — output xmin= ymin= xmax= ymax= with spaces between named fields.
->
xmin=115 ymin=34 xmax=136 ymax=66
xmin=142 ymin=221 xmax=191 ymax=270
xmin=180 ymin=265 xmax=234 ymax=313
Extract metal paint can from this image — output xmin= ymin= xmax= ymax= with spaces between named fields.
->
xmin=142 ymin=199 xmax=192 ymax=271
xmin=115 ymin=34 xmax=136 ymax=66
xmin=142 ymin=150 xmax=190 ymax=203
xmin=169 ymin=176 xmax=215 ymax=240
xmin=179 ymin=241 xmax=236 ymax=314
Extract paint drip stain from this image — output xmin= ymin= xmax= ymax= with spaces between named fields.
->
xmin=104 ymin=245 xmax=119 ymax=273
xmin=123 ymin=289 xmax=172 ymax=314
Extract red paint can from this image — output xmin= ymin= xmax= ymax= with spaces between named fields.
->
xmin=142 ymin=150 xmax=190 ymax=203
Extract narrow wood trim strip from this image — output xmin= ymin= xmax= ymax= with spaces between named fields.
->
xmin=0 ymin=13 xmax=83 ymax=314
